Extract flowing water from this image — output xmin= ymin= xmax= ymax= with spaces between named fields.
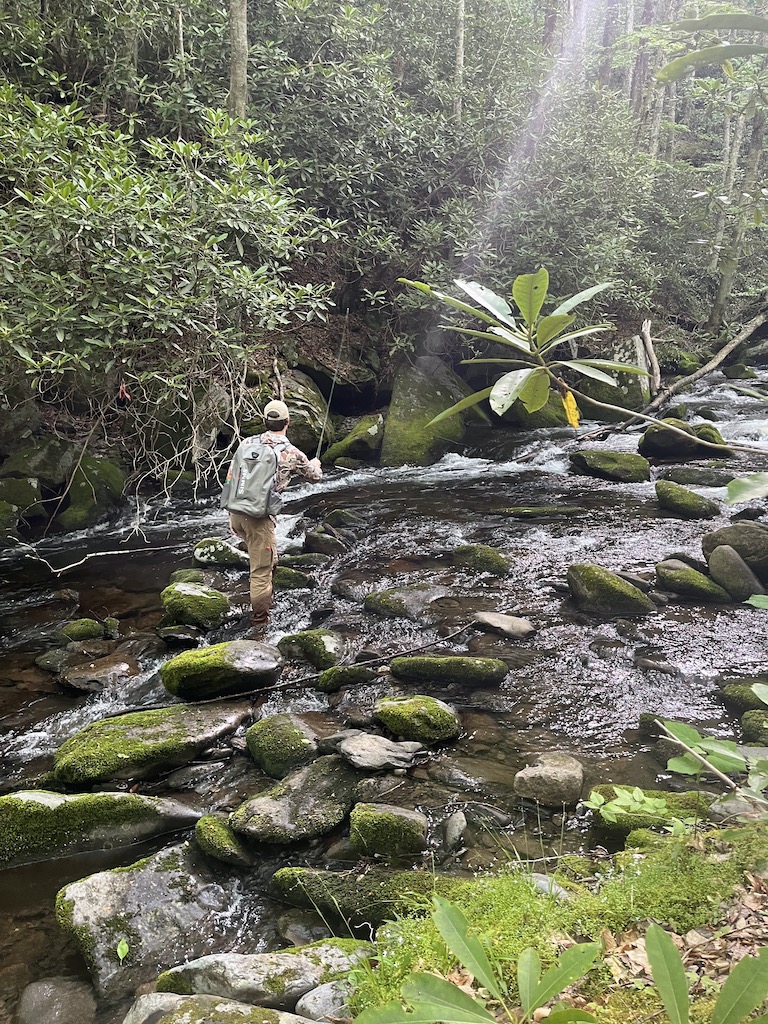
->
xmin=1 ymin=371 xmax=767 ymax=1021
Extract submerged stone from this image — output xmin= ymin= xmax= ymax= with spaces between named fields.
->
xmin=374 ymin=695 xmax=461 ymax=743
xmin=389 ymin=655 xmax=508 ymax=686
xmin=315 ymin=665 xmax=376 ymax=693
xmin=655 ymin=480 xmax=720 ymax=519
xmin=659 ymin=463 xmax=737 ymax=487
xmin=500 ymin=505 xmax=588 ymax=518
xmin=453 ymin=544 xmax=509 ymax=576
xmin=277 ymin=629 xmax=344 ymax=669
xmin=58 ymin=652 xmax=140 ymax=693
xmin=363 ymin=583 xmax=449 ymax=620
xmin=245 ymin=714 xmax=318 ymax=778
xmin=569 ymin=450 xmax=650 ymax=483
xmin=160 ymin=582 xmax=232 ymax=630
xmin=349 ymin=802 xmax=428 ymax=858
xmin=193 ymin=536 xmax=249 ymax=567
xmin=473 ymin=611 xmax=536 ymax=639
xmin=160 ymin=640 xmax=282 ymax=699
xmin=567 ymin=563 xmax=656 ymax=617
xmin=655 ymin=559 xmax=730 ymax=603
xmin=513 ymin=753 xmax=584 ymax=807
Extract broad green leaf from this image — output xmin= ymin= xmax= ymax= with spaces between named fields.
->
xmin=446 ymin=327 xmax=531 ymax=354
xmin=574 ymin=358 xmax=649 ymax=376
xmin=539 ymin=326 xmax=615 ymax=354
xmin=545 ymin=1011 xmax=599 ymax=1024
xmin=518 ymin=947 xmax=541 ymax=1016
xmin=512 ymin=268 xmax=549 ymax=327
xmin=490 ymin=369 xmax=535 ymax=417
xmin=531 ymin=942 xmax=601 ymax=1010
xmin=746 ymin=595 xmax=768 ymax=608
xmin=454 ymin=279 xmax=518 ymax=329
xmin=645 ymin=924 xmax=690 ymax=1024
xmin=353 ymin=997 xmax=420 ymax=1024
xmin=116 ymin=938 xmax=130 ymax=962
xmin=399 ymin=279 xmax=498 ymax=326
xmin=489 ymin=326 xmax=532 ymax=352
xmin=672 ymin=13 xmax=768 ymax=33
xmin=555 ymin=360 xmax=617 ymax=386
xmin=657 ymin=44 xmax=768 ymax=83
xmin=662 ymin=720 xmax=705 ymax=747
xmin=699 ymin=739 xmax=746 ymax=773
xmin=550 ymin=282 xmax=613 ymax=316
xmin=712 ymin=948 xmax=768 ymax=1024
xmin=402 ymin=973 xmax=498 ymax=1024
xmin=752 ymin=684 xmax=768 ymax=707
xmin=431 ymin=896 xmax=504 ymax=1002
xmin=727 ymin=473 xmax=768 ymax=504
xmin=667 ymin=755 xmax=703 ymax=776
xmin=519 ymin=368 xmax=551 ymax=413
xmin=426 ymin=387 xmax=493 ymax=427
xmin=536 ymin=314 xmax=575 ymax=348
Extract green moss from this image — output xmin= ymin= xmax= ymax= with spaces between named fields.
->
xmin=245 ymin=714 xmax=316 ymax=777
xmin=569 ymin=451 xmax=651 ymax=483
xmin=741 ymin=710 xmax=768 ymax=744
xmin=163 ymin=1004 xmax=281 ymax=1024
xmin=363 ymin=590 xmax=410 ymax=618
xmin=194 ymin=815 xmax=252 ymax=867
xmin=160 ymin=582 xmax=231 ymax=629
xmin=160 ymin=640 xmax=280 ymax=699
xmin=379 ymin=360 xmax=467 ymax=467
xmin=389 ymin=655 xmax=507 ymax=686
xmin=350 ymin=804 xmax=426 ymax=858
xmin=588 ymin=785 xmax=713 ymax=836
xmin=639 ymin=418 xmax=730 ymax=459
xmin=156 ymin=970 xmax=194 ymax=995
xmin=655 ymin=480 xmax=720 ymax=520
xmin=567 ymin=564 xmax=656 ymax=616
xmin=720 ymin=683 xmax=768 ymax=712
xmin=323 ymin=414 xmax=384 ymax=463
xmin=55 ymin=891 xmax=97 ymax=965
xmin=453 ymin=544 xmax=509 ymax=576
xmin=273 ymin=566 xmax=313 ymax=590
xmin=374 ymin=695 xmax=460 ymax=743
xmin=315 ymin=665 xmax=375 ymax=692
xmin=169 ymin=568 xmax=207 ymax=585
xmin=655 ymin=563 xmax=730 ymax=603
xmin=55 ymin=455 xmax=125 ymax=531
xmin=277 ymin=629 xmax=342 ymax=669
xmin=58 ymin=618 xmax=105 ymax=641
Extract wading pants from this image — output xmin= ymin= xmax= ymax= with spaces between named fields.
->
xmin=229 ymin=512 xmax=277 ymax=623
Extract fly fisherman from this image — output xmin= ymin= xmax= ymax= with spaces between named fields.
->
xmin=221 ymin=399 xmax=322 ymax=634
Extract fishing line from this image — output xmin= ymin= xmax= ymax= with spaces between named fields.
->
xmin=315 ymin=309 xmax=349 ymax=460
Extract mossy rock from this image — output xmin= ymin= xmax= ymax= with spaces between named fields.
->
xmin=638 ymin=418 xmax=730 ymax=460
xmin=655 ymin=480 xmax=720 ymax=519
xmin=192 ymin=536 xmax=249 ymax=568
xmin=160 ymin=641 xmax=282 ymax=700
xmin=324 ymin=509 xmax=364 ymax=528
xmin=277 ymin=629 xmax=344 ymax=669
xmin=500 ymin=505 xmax=588 ymax=519
xmin=569 ymin=451 xmax=650 ymax=483
xmin=702 ymin=522 xmax=768 ymax=584
xmin=169 ymin=568 xmax=207 ymax=585
xmin=194 ymin=815 xmax=253 ymax=867
xmin=658 ymin=463 xmax=737 ymax=487
xmin=349 ymin=803 xmax=428 ymax=858
xmin=273 ymin=566 xmax=314 ymax=590
xmin=363 ymin=583 xmax=448 ymax=621
xmin=0 ymin=476 xmax=46 ymax=521
xmin=503 ymin=392 xmax=569 ymax=428
xmin=453 ymin=544 xmax=509 ymax=576
xmin=657 ymin=346 xmax=703 ymax=375
xmin=741 ymin=710 xmax=768 ymax=745
xmin=0 ymin=436 xmax=78 ymax=489
xmin=0 ymin=499 xmax=19 ymax=545
xmin=160 ymin=582 xmax=231 ymax=630
xmin=389 ymin=655 xmax=507 ymax=687
xmin=245 ymin=714 xmax=318 ymax=778
xmin=723 ymin=363 xmax=757 ymax=379
xmin=567 ymin=563 xmax=656 ymax=617
xmin=374 ymin=695 xmax=461 ymax=744
xmin=244 ymin=369 xmax=330 ymax=454
xmin=315 ymin=665 xmax=376 ymax=693
xmin=280 ymin=553 xmax=331 ymax=569
xmin=588 ymin=785 xmax=713 ymax=836
xmin=323 ymin=413 xmax=385 ymax=464
xmin=57 ymin=618 xmax=106 ymax=642
xmin=55 ymin=455 xmax=125 ymax=531
xmin=720 ymin=682 xmax=768 ymax=712
xmin=655 ymin=560 xmax=730 ymax=603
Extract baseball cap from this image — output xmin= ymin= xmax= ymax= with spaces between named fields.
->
xmin=263 ymin=399 xmax=290 ymax=422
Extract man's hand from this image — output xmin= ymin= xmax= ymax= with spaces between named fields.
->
xmin=309 ymin=457 xmax=322 ymax=476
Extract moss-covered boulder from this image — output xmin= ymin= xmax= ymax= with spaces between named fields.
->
xmin=638 ymin=418 xmax=730 ymax=460
xmin=741 ymin=710 xmax=768 ymax=745
xmin=723 ymin=362 xmax=757 ymax=379
xmin=169 ymin=567 xmax=207 ymax=585
xmin=194 ymin=815 xmax=253 ymax=868
xmin=655 ymin=559 xmax=730 ymax=602
xmin=273 ymin=566 xmax=314 ymax=590
xmin=702 ymin=522 xmax=768 ymax=584
xmin=567 ymin=563 xmax=656 ymax=616
xmin=245 ymin=714 xmax=318 ymax=778
xmin=160 ymin=582 xmax=232 ymax=630
xmin=569 ymin=450 xmax=650 ymax=483
xmin=659 ymin=463 xmax=737 ymax=487
xmin=0 ymin=476 xmax=46 ymax=521
xmin=708 ymin=545 xmax=765 ymax=602
xmin=374 ymin=695 xmax=461 ymax=744
xmin=303 ymin=527 xmax=348 ymax=557
xmin=389 ymin=655 xmax=508 ymax=687
xmin=0 ymin=499 xmax=19 ymax=546
xmin=349 ymin=803 xmax=428 ymax=858
xmin=52 ymin=702 xmax=250 ymax=784
xmin=277 ymin=629 xmax=344 ymax=669
xmin=0 ymin=436 xmax=78 ymax=489
xmin=323 ymin=413 xmax=385 ymax=464
xmin=315 ymin=665 xmax=376 ymax=693
xmin=658 ymin=346 xmax=703 ymax=375
xmin=193 ymin=536 xmax=249 ymax=567
xmin=363 ymin=583 xmax=449 ymax=621
xmin=453 ymin=544 xmax=509 ymax=576
xmin=0 ymin=790 xmax=199 ymax=869
xmin=655 ymin=480 xmax=720 ymax=519
xmin=121 ymin=995 xmax=315 ymax=1023
xmin=161 ymin=641 xmax=283 ymax=699
xmin=243 ymin=370 xmax=330 ymax=454
xmin=0 ymin=397 xmax=42 ymax=455
xmin=504 ymin=392 xmax=569 ymax=428
xmin=57 ymin=617 xmax=106 ymax=642
xmin=54 ymin=455 xmax=125 ymax=531
xmin=588 ymin=785 xmax=713 ymax=836
xmin=280 ymin=552 xmax=331 ymax=569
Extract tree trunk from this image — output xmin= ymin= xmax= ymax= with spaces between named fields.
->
xmin=598 ymin=0 xmax=620 ymax=87
xmin=541 ymin=0 xmax=560 ymax=54
xmin=708 ymin=106 xmax=746 ymax=274
xmin=228 ymin=0 xmax=248 ymax=119
xmin=454 ymin=0 xmax=465 ymax=124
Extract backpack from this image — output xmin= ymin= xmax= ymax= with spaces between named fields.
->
xmin=220 ymin=436 xmax=284 ymax=518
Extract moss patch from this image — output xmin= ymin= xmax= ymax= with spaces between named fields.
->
xmin=567 ymin=563 xmax=656 ymax=617
xmin=315 ymin=665 xmax=375 ymax=692
xmin=350 ymin=804 xmax=427 ymax=857
xmin=277 ymin=629 xmax=343 ymax=669
xmin=389 ymin=655 xmax=507 ymax=686
xmin=374 ymin=695 xmax=460 ymax=743
xmin=194 ymin=815 xmax=252 ymax=867
xmin=453 ymin=544 xmax=509 ymax=576
xmin=58 ymin=618 xmax=105 ymax=642
xmin=655 ymin=480 xmax=720 ymax=519
xmin=245 ymin=714 xmax=317 ymax=778
xmin=160 ymin=582 xmax=231 ymax=630
xmin=741 ymin=710 xmax=768 ymax=745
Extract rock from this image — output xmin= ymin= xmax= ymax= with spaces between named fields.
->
xmin=513 ymin=753 xmax=584 ymax=807
xmin=0 ymin=498 xmax=19 ymax=545
xmin=57 ymin=618 xmax=106 ymax=642
xmin=160 ymin=640 xmax=282 ymax=699
xmin=442 ymin=810 xmax=467 ymax=851
xmin=121 ymin=993 xmax=318 ymax=1024
xmin=244 ymin=370 xmax=330 ymax=455
xmin=374 ymin=695 xmax=461 ymax=744
xmin=295 ymin=980 xmax=352 ymax=1022
xmin=529 ymin=873 xmax=571 ymax=901
xmin=58 ymin=653 xmax=141 ymax=693
xmin=273 ymin=566 xmax=314 ymax=590
xmin=315 ymin=665 xmax=376 ymax=692
xmin=194 ymin=815 xmax=253 ymax=868
xmin=655 ymin=480 xmax=720 ymax=519
xmin=363 ymin=583 xmax=450 ymax=620
xmin=389 ymin=655 xmax=508 ymax=686
xmin=452 ymin=544 xmax=509 ymax=576
xmin=723 ymin=362 xmax=757 ymax=379
xmin=280 ymin=553 xmax=331 ymax=569
xmin=702 ymin=522 xmax=768 ymax=584
xmin=56 ymin=842 xmax=265 ymax=1003
xmin=719 ymin=680 xmax=768 ymax=712
xmin=35 ymin=647 xmax=89 ymax=675
xmin=303 ymin=528 xmax=348 ymax=557
xmin=322 ymin=413 xmax=385 ymax=464
xmin=277 ymin=630 xmax=344 ymax=669
xmin=741 ymin=710 xmax=768 ymax=745
xmin=229 ymin=756 xmax=361 ymax=844
xmin=566 ymin=563 xmax=656 ymax=616
xmin=708 ymin=545 xmax=766 ymax=601
xmin=709 ymin=793 xmax=768 ymax=823
xmin=54 ymin=456 xmax=125 ymax=531
xmin=655 ymin=559 xmax=730 ymax=603
xmin=245 ymin=714 xmax=319 ymax=778
xmin=569 ymin=450 xmax=650 ymax=483
xmin=587 ymin=785 xmax=713 ymax=836
xmin=349 ymin=803 xmax=428 ymax=858
xmin=277 ymin=908 xmax=332 ymax=947
xmin=193 ymin=536 xmax=249 ymax=567
xmin=15 ymin=976 xmax=96 ymax=1024
xmin=472 ymin=612 xmax=537 ymax=639
xmin=52 ymin=703 xmax=250 ymax=784
xmin=0 ymin=397 xmax=41 ymax=456
xmin=638 ymin=418 xmax=731 ymax=459
xmin=156 ymin=624 xmax=203 ymax=646
xmin=500 ymin=505 xmax=587 ymax=519
xmin=0 ymin=476 xmax=46 ymax=521
xmin=0 ymin=436 xmax=77 ymax=489
xmin=160 ymin=582 xmax=232 ymax=630
xmin=169 ymin=568 xmax=208 ymax=585
xmin=336 ymin=733 xmax=424 ymax=771
xmin=658 ymin=464 xmax=738 ymax=487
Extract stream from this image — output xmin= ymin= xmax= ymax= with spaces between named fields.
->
xmin=1 ymin=371 xmax=767 ymax=1023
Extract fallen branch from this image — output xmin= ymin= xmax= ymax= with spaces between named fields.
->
xmin=17 ymin=542 xmax=184 ymax=576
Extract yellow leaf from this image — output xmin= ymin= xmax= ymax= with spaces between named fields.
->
xmin=561 ymin=389 xmax=580 ymax=428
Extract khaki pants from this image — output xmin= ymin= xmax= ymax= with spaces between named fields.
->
xmin=229 ymin=512 xmax=277 ymax=622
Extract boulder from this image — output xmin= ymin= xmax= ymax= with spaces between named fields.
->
xmin=473 ymin=612 xmax=537 ymax=639
xmin=373 ymin=695 xmax=461 ymax=744
xmin=303 ymin=528 xmax=348 ymax=557
xmin=160 ymin=641 xmax=282 ymax=699
xmin=0 ymin=397 xmax=42 ymax=455
xmin=277 ymin=630 xmax=344 ymax=670
xmin=0 ymin=436 xmax=77 ymax=489
xmin=244 ymin=370 xmax=330 ymax=455
xmin=573 ymin=336 xmax=650 ymax=419
xmin=719 ymin=681 xmax=768 ymax=712
xmin=0 ymin=498 xmax=19 ymax=546
xmin=0 ymin=477 xmax=46 ymax=521
xmin=273 ymin=566 xmax=314 ymax=590
xmin=363 ymin=584 xmax=450 ymax=620
xmin=15 ymin=976 xmax=96 ymax=1024
xmin=708 ymin=545 xmax=765 ymax=602
xmin=569 ymin=450 xmax=650 ymax=483
xmin=169 ymin=567 xmax=207 ymax=585
xmin=295 ymin=981 xmax=351 ymax=1022
xmin=349 ymin=803 xmax=428 ymax=858
xmin=741 ymin=711 xmax=768 ymax=745
xmin=0 ymin=790 xmax=199 ymax=869
xmin=193 ymin=536 xmax=249 ymax=567
xmin=389 ymin=655 xmax=508 ymax=686
xmin=229 ymin=756 xmax=361 ymax=844
xmin=57 ymin=618 xmax=106 ymax=642
xmin=452 ymin=544 xmax=509 ymax=576
xmin=54 ymin=455 xmax=125 ymax=531
xmin=723 ymin=362 xmax=757 ymax=379
xmin=52 ymin=702 xmax=250 ymax=784
xmin=566 ymin=563 xmax=656 ymax=616
xmin=513 ymin=753 xmax=584 ymax=807
xmin=655 ymin=480 xmax=720 ymax=519
xmin=245 ymin=714 xmax=319 ymax=778
xmin=658 ymin=464 xmax=738 ymax=487
xmin=655 ymin=559 xmax=730 ymax=603
xmin=194 ymin=815 xmax=253 ymax=868
xmin=315 ymin=665 xmax=376 ymax=693
xmin=58 ymin=653 xmax=141 ymax=693
xmin=335 ymin=732 xmax=424 ymax=771
xmin=702 ymin=522 xmax=768 ymax=584
xmin=160 ymin=582 xmax=232 ymax=630
xmin=322 ymin=413 xmax=385 ymax=464
xmin=638 ymin=418 xmax=730 ymax=460
xmin=280 ymin=553 xmax=331 ymax=569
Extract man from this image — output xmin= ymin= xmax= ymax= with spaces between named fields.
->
xmin=227 ymin=399 xmax=322 ymax=630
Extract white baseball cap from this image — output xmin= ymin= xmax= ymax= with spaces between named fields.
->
xmin=263 ymin=399 xmax=289 ymax=422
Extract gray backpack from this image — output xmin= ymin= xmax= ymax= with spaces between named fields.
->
xmin=220 ymin=436 xmax=284 ymax=518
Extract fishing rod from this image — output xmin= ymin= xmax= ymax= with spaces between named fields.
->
xmin=315 ymin=309 xmax=349 ymax=460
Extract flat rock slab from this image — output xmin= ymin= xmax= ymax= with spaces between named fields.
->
xmin=58 ymin=653 xmax=141 ymax=693
xmin=473 ymin=612 xmax=537 ymax=639
xmin=121 ymin=993 xmax=317 ymax=1024
xmin=336 ymin=733 xmax=424 ymax=771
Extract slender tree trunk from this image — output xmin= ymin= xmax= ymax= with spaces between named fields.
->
xmin=454 ymin=0 xmax=465 ymax=124
xmin=622 ymin=0 xmax=635 ymax=101
xmin=598 ymin=0 xmax=620 ymax=87
xmin=228 ymin=0 xmax=248 ymax=119
xmin=708 ymin=107 xmax=746 ymax=273
xmin=663 ymin=80 xmax=676 ymax=161
xmin=541 ymin=0 xmax=560 ymax=54
xmin=123 ymin=19 xmax=139 ymax=113
xmin=647 ymin=82 xmax=665 ymax=159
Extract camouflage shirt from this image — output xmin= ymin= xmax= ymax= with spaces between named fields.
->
xmin=260 ymin=431 xmax=322 ymax=493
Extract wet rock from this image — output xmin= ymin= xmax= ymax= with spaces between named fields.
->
xmin=15 ymin=976 xmax=96 ymax=1024
xmin=442 ymin=809 xmax=467 ymax=850
xmin=0 ymin=436 xmax=78 ymax=490
xmin=52 ymin=702 xmax=250 ymax=784
xmin=245 ymin=714 xmax=319 ymax=778
xmin=53 ymin=456 xmax=124 ymax=532
xmin=655 ymin=559 xmax=730 ymax=603
xmin=363 ymin=583 xmax=450 ymax=620
xmin=741 ymin=710 xmax=768 ymax=745
xmin=569 ymin=450 xmax=650 ymax=483
xmin=336 ymin=733 xmax=424 ymax=771
xmin=56 ymin=842 xmax=263 ymax=1003
xmin=655 ymin=480 xmax=720 ymax=519
xmin=280 ymin=553 xmax=331 ymax=569
xmin=34 ymin=647 xmax=89 ymax=674
xmin=0 ymin=790 xmax=199 ymax=868
xmin=513 ymin=753 xmax=584 ymax=808
xmin=708 ymin=544 xmax=765 ymax=601
xmin=193 ymin=536 xmax=249 ymax=567
xmin=389 ymin=654 xmax=508 ymax=686
xmin=315 ymin=665 xmax=375 ymax=692
xmin=702 ymin=521 xmax=768 ymax=583
xmin=58 ymin=653 xmax=141 ymax=693
xmin=719 ymin=680 xmax=768 ymax=712
xmin=452 ymin=544 xmax=509 ymax=576
xmin=277 ymin=629 xmax=344 ymax=669
xmin=57 ymin=618 xmax=106 ymax=642
xmin=350 ymin=803 xmax=428 ymax=858
xmin=194 ymin=814 xmax=253 ymax=868
xmin=500 ymin=505 xmax=588 ymax=519
xmin=169 ymin=568 xmax=207 ymax=585
xmin=323 ymin=413 xmax=384 ymax=464
xmin=230 ymin=756 xmax=361 ymax=844
xmin=472 ymin=612 xmax=537 ymax=639
xmin=0 ymin=397 xmax=41 ymax=455
xmin=658 ymin=464 xmax=737 ymax=487
xmin=0 ymin=476 xmax=46 ymax=522
xmin=277 ymin=908 xmax=332 ymax=946
xmin=245 ymin=369 xmax=330 ymax=454
xmin=160 ymin=582 xmax=232 ymax=630
xmin=374 ymin=695 xmax=461 ymax=744
xmin=160 ymin=640 xmax=282 ymax=699
xmin=156 ymin=624 xmax=203 ymax=646
xmin=295 ymin=980 xmax=352 ymax=1022
xmin=274 ymin=566 xmax=314 ymax=590
xmin=463 ymin=802 xmax=513 ymax=828
xmin=723 ymin=362 xmax=757 ymax=379
xmin=303 ymin=528 xmax=347 ymax=557
xmin=0 ymin=498 xmax=19 ymax=545
xmin=566 ymin=563 xmax=656 ymax=616
xmin=638 ymin=418 xmax=731 ymax=459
